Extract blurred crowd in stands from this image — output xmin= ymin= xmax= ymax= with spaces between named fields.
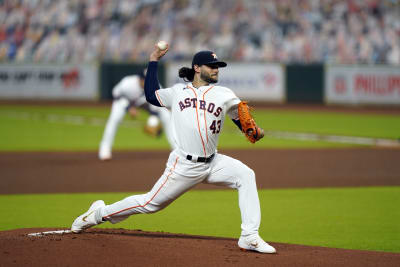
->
xmin=0 ymin=0 xmax=399 ymax=65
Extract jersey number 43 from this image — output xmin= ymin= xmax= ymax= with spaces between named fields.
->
xmin=210 ymin=120 xmax=222 ymax=134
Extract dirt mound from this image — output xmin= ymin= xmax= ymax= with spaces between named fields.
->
xmin=1 ymin=149 xmax=400 ymax=266
xmin=1 ymin=228 xmax=399 ymax=267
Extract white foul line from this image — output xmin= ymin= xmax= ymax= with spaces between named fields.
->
xmin=2 ymin=111 xmax=399 ymax=147
xmin=0 ymin=111 xmax=141 ymax=128
xmin=266 ymin=130 xmax=400 ymax=148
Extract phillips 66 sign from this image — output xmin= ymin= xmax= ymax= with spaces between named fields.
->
xmin=325 ymin=65 xmax=400 ymax=105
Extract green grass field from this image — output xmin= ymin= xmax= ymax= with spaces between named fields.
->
xmin=1 ymin=187 xmax=399 ymax=252
xmin=1 ymin=104 xmax=399 ymax=253
xmin=1 ymin=105 xmax=399 ymax=150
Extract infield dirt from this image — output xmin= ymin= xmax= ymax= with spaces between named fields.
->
xmin=1 ymin=148 xmax=400 ymax=266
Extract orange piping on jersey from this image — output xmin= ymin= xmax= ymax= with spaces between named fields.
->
xmin=202 ymin=85 xmax=215 ymax=143
xmin=188 ymin=85 xmax=206 ymax=157
xmin=103 ymin=157 xmax=179 ymax=219
xmin=155 ymin=90 xmax=164 ymax=107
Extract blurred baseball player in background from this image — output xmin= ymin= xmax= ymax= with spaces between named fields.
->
xmin=73 ymin=42 xmax=275 ymax=254
xmin=99 ymin=70 xmax=176 ymax=160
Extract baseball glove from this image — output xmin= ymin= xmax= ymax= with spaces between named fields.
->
xmin=144 ymin=115 xmax=162 ymax=137
xmin=238 ymin=101 xmax=264 ymax=143
xmin=144 ymin=124 xmax=162 ymax=137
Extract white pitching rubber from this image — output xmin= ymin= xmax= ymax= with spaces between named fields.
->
xmin=28 ymin=230 xmax=72 ymax=237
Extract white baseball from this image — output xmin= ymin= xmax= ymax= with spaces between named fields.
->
xmin=157 ymin=40 xmax=168 ymax=50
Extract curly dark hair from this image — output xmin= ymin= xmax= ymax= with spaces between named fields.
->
xmin=178 ymin=67 xmax=195 ymax=82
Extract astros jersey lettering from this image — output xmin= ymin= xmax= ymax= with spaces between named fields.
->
xmin=155 ymin=83 xmax=240 ymax=157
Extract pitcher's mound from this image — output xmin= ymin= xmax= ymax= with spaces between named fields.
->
xmin=1 ymin=228 xmax=399 ymax=266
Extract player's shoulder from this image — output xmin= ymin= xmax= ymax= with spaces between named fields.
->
xmin=173 ymin=83 xmax=186 ymax=89
xmin=117 ymin=75 xmax=140 ymax=90
xmin=213 ymin=84 xmax=230 ymax=90
xmin=121 ymin=75 xmax=139 ymax=84
xmin=214 ymin=84 xmax=236 ymax=95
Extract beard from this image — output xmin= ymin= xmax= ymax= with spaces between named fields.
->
xmin=200 ymin=70 xmax=218 ymax=84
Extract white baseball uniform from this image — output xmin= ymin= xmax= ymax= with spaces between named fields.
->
xmin=99 ymin=75 xmax=176 ymax=160
xmin=98 ymin=82 xmax=262 ymax=237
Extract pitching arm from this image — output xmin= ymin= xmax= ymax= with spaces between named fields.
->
xmin=144 ymin=61 xmax=162 ymax=107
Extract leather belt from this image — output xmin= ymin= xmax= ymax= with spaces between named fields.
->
xmin=186 ymin=154 xmax=215 ymax=163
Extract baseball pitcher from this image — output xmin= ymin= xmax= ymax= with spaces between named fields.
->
xmin=72 ymin=42 xmax=276 ymax=254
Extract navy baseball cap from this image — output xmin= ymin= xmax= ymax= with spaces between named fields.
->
xmin=192 ymin=51 xmax=227 ymax=68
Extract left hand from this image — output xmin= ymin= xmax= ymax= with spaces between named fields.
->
xmin=128 ymin=107 xmax=138 ymax=118
xmin=238 ymin=101 xmax=264 ymax=143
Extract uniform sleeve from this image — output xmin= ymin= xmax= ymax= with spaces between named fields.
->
xmin=154 ymin=87 xmax=174 ymax=108
xmin=225 ymin=89 xmax=241 ymax=120
xmin=144 ymin=62 xmax=162 ymax=106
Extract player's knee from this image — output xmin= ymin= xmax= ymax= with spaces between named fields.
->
xmin=242 ymin=167 xmax=256 ymax=185
xmin=144 ymin=201 xmax=170 ymax=213
xmin=246 ymin=168 xmax=256 ymax=183
xmin=235 ymin=166 xmax=256 ymax=188
xmin=141 ymin=204 xmax=158 ymax=213
xmin=239 ymin=165 xmax=255 ymax=178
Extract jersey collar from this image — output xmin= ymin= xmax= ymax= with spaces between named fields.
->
xmin=187 ymin=82 xmax=212 ymax=90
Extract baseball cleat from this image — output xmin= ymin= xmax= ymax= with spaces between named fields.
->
xmin=238 ymin=234 xmax=276 ymax=254
xmin=99 ymin=155 xmax=112 ymax=161
xmin=71 ymin=200 xmax=105 ymax=233
xmin=98 ymin=149 xmax=112 ymax=161
xmin=99 ymin=153 xmax=112 ymax=161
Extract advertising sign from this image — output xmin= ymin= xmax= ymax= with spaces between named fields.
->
xmin=325 ymin=65 xmax=400 ymax=105
xmin=167 ymin=62 xmax=285 ymax=102
xmin=0 ymin=63 xmax=98 ymax=100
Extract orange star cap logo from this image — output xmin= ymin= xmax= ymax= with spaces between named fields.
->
xmin=212 ymin=53 xmax=217 ymax=59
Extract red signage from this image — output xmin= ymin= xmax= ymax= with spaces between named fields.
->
xmin=354 ymin=75 xmax=400 ymax=95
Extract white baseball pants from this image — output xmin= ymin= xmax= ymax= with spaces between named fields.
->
xmin=99 ymin=98 xmax=130 ymax=159
xmin=156 ymin=107 xmax=177 ymax=150
xmin=99 ymin=100 xmax=176 ymax=159
xmin=100 ymin=149 xmax=261 ymax=236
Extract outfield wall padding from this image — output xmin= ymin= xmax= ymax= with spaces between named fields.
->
xmin=286 ymin=64 xmax=324 ymax=103
xmin=99 ymin=62 xmax=166 ymax=100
